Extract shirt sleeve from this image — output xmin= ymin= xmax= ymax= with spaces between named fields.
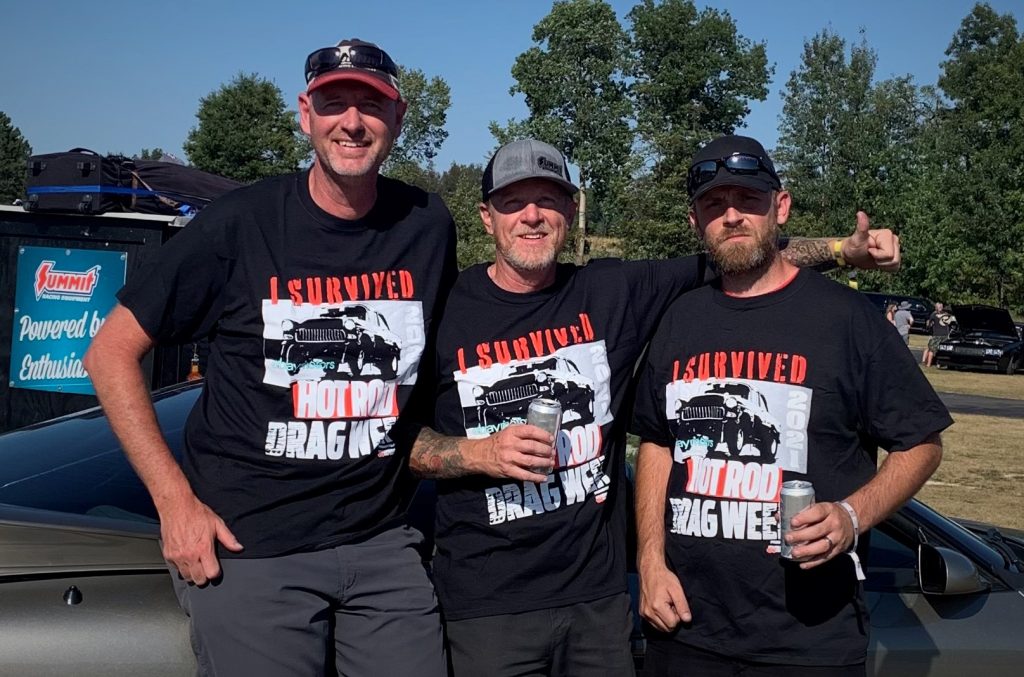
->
xmin=405 ymin=202 xmax=458 ymax=429
xmin=116 ymin=205 xmax=235 ymax=344
xmin=858 ymin=316 xmax=954 ymax=451
xmin=630 ymin=313 xmax=677 ymax=447
xmin=620 ymin=255 xmax=708 ymax=342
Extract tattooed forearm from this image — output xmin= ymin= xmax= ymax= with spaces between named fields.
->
xmin=410 ymin=427 xmax=470 ymax=479
xmin=779 ymin=237 xmax=839 ymax=272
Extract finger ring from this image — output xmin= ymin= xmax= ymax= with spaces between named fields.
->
xmin=824 ymin=535 xmax=834 ymax=551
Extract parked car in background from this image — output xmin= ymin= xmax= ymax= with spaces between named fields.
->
xmin=0 ymin=384 xmax=1023 ymax=675
xmin=862 ymin=292 xmax=933 ymax=333
xmin=935 ymin=304 xmax=1023 ymax=375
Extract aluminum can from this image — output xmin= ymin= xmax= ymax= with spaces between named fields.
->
xmin=780 ymin=480 xmax=815 ymax=559
xmin=527 ymin=398 xmax=562 ymax=438
xmin=527 ymin=398 xmax=561 ymax=474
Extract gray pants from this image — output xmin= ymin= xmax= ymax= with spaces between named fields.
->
xmin=171 ymin=525 xmax=445 ymax=677
xmin=446 ymin=592 xmax=636 ymax=677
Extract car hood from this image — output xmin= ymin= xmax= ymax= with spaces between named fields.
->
xmin=0 ymin=504 xmax=164 ymax=577
xmin=952 ymin=304 xmax=1018 ymax=338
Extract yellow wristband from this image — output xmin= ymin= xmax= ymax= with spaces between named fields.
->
xmin=833 ymin=239 xmax=847 ymax=268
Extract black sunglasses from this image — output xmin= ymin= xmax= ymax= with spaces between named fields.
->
xmin=687 ymin=153 xmax=781 ymax=197
xmin=304 ymin=44 xmax=399 ymax=84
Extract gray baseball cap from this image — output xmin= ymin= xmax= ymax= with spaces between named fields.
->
xmin=481 ymin=139 xmax=579 ymax=201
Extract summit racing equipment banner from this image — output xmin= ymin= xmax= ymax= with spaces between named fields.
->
xmin=10 ymin=246 xmax=127 ymax=394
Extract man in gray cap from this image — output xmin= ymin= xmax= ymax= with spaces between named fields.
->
xmin=86 ymin=38 xmax=452 ymax=676
xmin=409 ymin=137 xmax=901 ymax=676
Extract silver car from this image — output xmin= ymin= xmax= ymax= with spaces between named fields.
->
xmin=0 ymin=382 xmax=1022 ymax=675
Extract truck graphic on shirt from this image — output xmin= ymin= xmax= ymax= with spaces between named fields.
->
xmin=464 ymin=356 xmax=596 ymax=429
xmin=278 ymin=305 xmax=401 ymax=379
xmin=674 ymin=381 xmax=780 ymax=463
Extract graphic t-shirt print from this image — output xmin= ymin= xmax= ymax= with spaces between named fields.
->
xmin=260 ymin=271 xmax=425 ymax=461
xmin=664 ymin=350 xmax=812 ymax=552
xmin=451 ymin=313 xmax=615 ymax=523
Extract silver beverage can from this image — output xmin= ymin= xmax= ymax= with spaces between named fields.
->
xmin=780 ymin=480 xmax=815 ymax=559
xmin=527 ymin=398 xmax=562 ymax=474
xmin=527 ymin=397 xmax=562 ymax=438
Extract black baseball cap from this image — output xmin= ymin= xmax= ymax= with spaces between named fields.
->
xmin=688 ymin=135 xmax=782 ymax=200
xmin=481 ymin=139 xmax=579 ymax=201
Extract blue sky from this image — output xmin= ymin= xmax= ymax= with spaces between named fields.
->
xmin=1 ymin=1 xmax=1020 ymax=172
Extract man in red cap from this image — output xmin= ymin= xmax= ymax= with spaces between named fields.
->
xmin=85 ymin=38 xmax=453 ymax=676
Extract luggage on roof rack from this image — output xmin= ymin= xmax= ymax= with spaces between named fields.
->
xmin=24 ymin=149 xmax=243 ymax=216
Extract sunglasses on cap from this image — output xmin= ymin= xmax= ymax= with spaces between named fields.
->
xmin=687 ymin=153 xmax=781 ymax=197
xmin=304 ymin=44 xmax=399 ymax=84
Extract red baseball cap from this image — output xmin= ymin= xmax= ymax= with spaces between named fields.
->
xmin=304 ymin=39 xmax=401 ymax=101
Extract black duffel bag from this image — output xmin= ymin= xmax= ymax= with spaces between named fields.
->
xmin=127 ymin=161 xmax=243 ymax=215
xmin=24 ymin=148 xmax=135 ymax=214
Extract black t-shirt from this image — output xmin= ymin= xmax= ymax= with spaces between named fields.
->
xmin=431 ymin=257 xmax=706 ymax=620
xmin=119 ymin=171 xmax=456 ymax=558
xmin=929 ymin=311 xmax=955 ymax=338
xmin=632 ymin=269 xmax=952 ymax=665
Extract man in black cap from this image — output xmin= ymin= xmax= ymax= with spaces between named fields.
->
xmin=85 ymin=38 xmax=453 ymax=676
xmin=632 ymin=135 xmax=950 ymax=676
xmin=409 ymin=137 xmax=902 ymax=676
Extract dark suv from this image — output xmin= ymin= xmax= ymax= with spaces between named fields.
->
xmin=464 ymin=356 xmax=595 ymax=429
xmin=674 ymin=382 xmax=780 ymax=463
xmin=279 ymin=305 xmax=401 ymax=379
xmin=862 ymin=292 xmax=933 ymax=334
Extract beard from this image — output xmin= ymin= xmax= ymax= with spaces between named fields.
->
xmin=495 ymin=236 xmax=561 ymax=273
xmin=706 ymin=221 xmax=781 ymax=275
xmin=312 ymin=136 xmax=393 ymax=180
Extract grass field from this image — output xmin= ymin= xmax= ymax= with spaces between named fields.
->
xmin=901 ymin=413 xmax=1024 ymax=530
xmin=874 ymin=340 xmax=1024 ymax=527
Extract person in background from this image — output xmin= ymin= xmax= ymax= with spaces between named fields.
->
xmin=922 ymin=302 xmax=956 ymax=367
xmin=885 ymin=302 xmax=898 ymax=325
xmin=894 ymin=301 xmax=915 ymax=344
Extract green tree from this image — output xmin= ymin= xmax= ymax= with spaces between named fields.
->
xmin=184 ymin=73 xmax=306 ymax=182
xmin=384 ymin=160 xmax=488 ymax=270
xmin=619 ymin=0 xmax=772 ymax=260
xmin=492 ymin=0 xmax=634 ymax=264
xmin=438 ymin=163 xmax=492 ymax=269
xmin=384 ymin=66 xmax=451 ymax=180
xmin=0 ymin=112 xmax=32 ymax=204
xmin=136 ymin=148 xmax=166 ymax=161
xmin=917 ymin=3 xmax=1024 ymax=312
xmin=774 ymin=30 xmax=928 ymax=293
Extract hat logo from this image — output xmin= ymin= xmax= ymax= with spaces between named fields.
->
xmin=537 ymin=156 xmax=562 ymax=176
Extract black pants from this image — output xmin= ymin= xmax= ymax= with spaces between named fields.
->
xmin=643 ymin=639 xmax=866 ymax=677
xmin=446 ymin=592 xmax=635 ymax=677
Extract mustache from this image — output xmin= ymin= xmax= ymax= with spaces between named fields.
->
xmin=710 ymin=229 xmax=756 ymax=245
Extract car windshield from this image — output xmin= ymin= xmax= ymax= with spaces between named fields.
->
xmin=710 ymin=383 xmax=750 ymax=398
xmin=0 ymin=383 xmax=199 ymax=524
